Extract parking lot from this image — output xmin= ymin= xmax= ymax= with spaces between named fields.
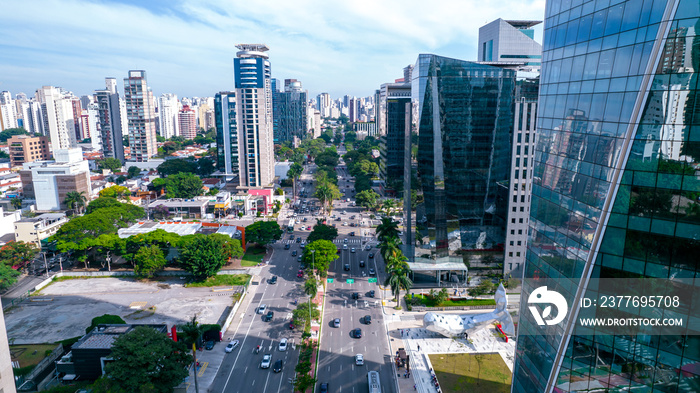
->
xmin=4 ymin=277 xmax=238 ymax=344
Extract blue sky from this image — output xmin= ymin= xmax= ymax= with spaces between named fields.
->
xmin=0 ymin=0 xmax=545 ymax=100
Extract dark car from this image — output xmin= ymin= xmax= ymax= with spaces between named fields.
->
xmin=344 ymin=264 xmax=350 ymax=271
xmin=319 ymin=383 xmax=329 ymax=393
xmin=291 ymin=250 xmax=297 ymax=257
xmin=273 ymin=359 xmax=283 ymax=373
xmin=352 ymin=328 xmax=362 ymax=338
xmin=369 ymin=268 xmax=375 ymax=275
xmin=204 ymin=340 xmax=215 ymax=350
xmin=284 ymin=244 xmax=290 ymax=250
xmin=368 ymin=252 xmax=374 ymax=259
xmin=268 ymin=276 xmax=277 ymax=284
xmin=368 ymin=290 xmax=375 ymax=298
xmin=349 ymin=232 xmax=355 ymax=236
xmin=264 ymin=311 xmax=274 ymax=322
xmin=296 ymin=237 xmax=302 ymax=243
xmin=289 ymin=234 xmax=295 ymax=240
xmin=303 ymin=217 xmax=307 ymax=222
xmin=352 ymin=292 xmax=359 ymax=299
xmin=364 ymin=315 xmax=372 ymax=324
xmin=359 ymin=260 xmax=365 ymax=268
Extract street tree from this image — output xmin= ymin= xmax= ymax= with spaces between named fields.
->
xmin=304 ymin=276 xmax=318 ymax=300
xmin=0 ymin=264 xmax=20 ymax=291
xmin=86 ymin=197 xmax=123 ymax=214
xmin=376 ymin=217 xmax=400 ymax=243
xmin=287 ymin=161 xmax=304 ymax=199
xmin=292 ymin=301 xmax=320 ymax=326
xmin=157 ymin=158 xmax=198 ymax=176
xmin=99 ymin=185 xmax=130 ymax=200
xmin=64 ymin=191 xmax=88 ymax=214
xmin=165 ymin=172 xmax=203 ymax=198
xmin=210 ymin=233 xmax=244 ymax=260
xmin=244 ymin=221 xmax=283 ymax=246
xmin=314 ymin=183 xmax=341 ymax=214
xmin=384 ymin=259 xmax=412 ymax=303
xmin=197 ymin=157 xmax=215 ymax=177
xmin=302 ymin=240 xmax=339 ymax=277
xmin=133 ymin=245 xmax=166 ymax=278
xmin=127 ymin=166 xmax=141 ymax=179
xmin=97 ymin=326 xmax=191 ymax=393
xmin=178 ymin=234 xmax=227 ymax=280
xmin=10 ymin=197 xmax=22 ymax=210
xmin=0 ymin=241 xmax=39 ymax=269
xmin=306 ymin=223 xmax=338 ymax=243
xmin=97 ymin=157 xmax=123 ymax=172
xmin=356 ymin=189 xmax=380 ymax=211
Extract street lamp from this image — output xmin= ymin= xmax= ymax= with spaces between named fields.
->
xmin=310 ymin=249 xmax=315 ymax=328
xmin=41 ymin=252 xmax=49 ymax=278
xmin=106 ymin=251 xmax=111 ymax=272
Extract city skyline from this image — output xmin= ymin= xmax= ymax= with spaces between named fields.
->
xmin=0 ymin=0 xmax=545 ymax=100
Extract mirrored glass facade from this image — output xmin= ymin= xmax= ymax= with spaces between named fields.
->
xmin=513 ymin=0 xmax=700 ymax=391
xmin=404 ymin=55 xmax=515 ymax=275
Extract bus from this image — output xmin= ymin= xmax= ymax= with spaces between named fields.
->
xmin=287 ymin=219 xmax=295 ymax=233
xmin=367 ymin=371 xmax=380 ymax=393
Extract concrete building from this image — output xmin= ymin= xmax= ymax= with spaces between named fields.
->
xmin=20 ymin=149 xmax=91 ymax=211
xmin=316 ymin=92 xmax=331 ymax=118
xmin=0 ymin=300 xmax=16 ymax=393
xmin=478 ymin=19 xmax=542 ymax=73
xmin=14 ymin=212 xmax=68 ymax=246
xmin=158 ymin=93 xmax=180 ymax=139
xmin=124 ymin=70 xmax=157 ymax=162
xmin=94 ymin=78 xmax=125 ymax=162
xmin=35 ymin=86 xmax=78 ymax=152
xmin=178 ymin=105 xmax=197 ymax=140
xmin=0 ymin=91 xmax=17 ymax=131
xmin=8 ymin=135 xmax=50 ymax=167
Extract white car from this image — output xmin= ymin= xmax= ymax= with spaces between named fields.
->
xmin=258 ymin=304 xmax=267 ymax=314
xmin=278 ymin=338 xmax=288 ymax=351
xmin=351 ymin=248 xmax=356 ymax=253
xmin=225 ymin=340 xmax=239 ymax=353
xmin=355 ymin=354 xmax=364 ymax=366
xmin=261 ymin=354 xmax=272 ymax=369
xmin=343 ymin=244 xmax=348 ymax=250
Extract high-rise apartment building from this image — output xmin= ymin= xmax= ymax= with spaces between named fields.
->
xmin=317 ymin=93 xmax=331 ymax=118
xmin=94 ymin=78 xmax=125 ymax=162
xmin=35 ymin=86 xmax=78 ymax=152
xmin=403 ymin=55 xmax=514 ymax=282
xmin=124 ymin=70 xmax=157 ymax=162
xmin=158 ymin=93 xmax=180 ymax=139
xmin=273 ymin=79 xmax=308 ymax=143
xmin=215 ymin=91 xmax=239 ymax=182
xmin=0 ymin=91 xmax=18 ymax=131
xmin=478 ymin=19 xmax=542 ymax=72
xmin=378 ymin=82 xmax=411 ymax=191
xmin=512 ymin=1 xmax=700 ymax=392
xmin=8 ymin=135 xmax=50 ymax=167
xmin=178 ymin=105 xmax=197 ymax=140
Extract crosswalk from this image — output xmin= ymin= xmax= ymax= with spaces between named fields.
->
xmin=279 ymin=237 xmax=375 ymax=245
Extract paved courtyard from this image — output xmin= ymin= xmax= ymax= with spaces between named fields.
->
xmin=4 ymin=277 xmax=239 ymax=344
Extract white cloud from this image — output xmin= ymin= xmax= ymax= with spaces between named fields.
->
xmin=0 ymin=0 xmax=545 ymax=99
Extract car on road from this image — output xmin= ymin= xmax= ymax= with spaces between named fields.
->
xmin=369 ymin=268 xmax=375 ymax=275
xmin=352 ymin=292 xmax=359 ymax=299
xmin=261 ymin=354 xmax=272 ymax=369
xmin=205 ymin=340 xmax=215 ymax=350
xmin=278 ymin=338 xmax=288 ymax=351
xmin=307 ymin=226 xmax=312 ymax=230
xmin=335 ymin=217 xmax=341 ymax=221
xmin=268 ymin=276 xmax=277 ymax=284
xmin=359 ymin=260 xmax=365 ymax=267
xmin=364 ymin=315 xmax=372 ymax=324
xmin=289 ymin=234 xmax=295 ymax=240
xmin=296 ymin=237 xmax=302 ymax=243
xmin=368 ymin=290 xmax=375 ymax=298
xmin=300 ymin=243 xmax=305 ymax=249
xmin=297 ymin=256 xmax=303 ymax=262
xmin=297 ymin=270 xmax=304 ymax=278
xmin=257 ymin=304 xmax=267 ymax=314
xmin=303 ymin=217 xmax=308 ymax=222
xmin=355 ymin=354 xmax=364 ymax=366
xmin=351 ymin=248 xmax=356 ymax=253
xmin=225 ymin=340 xmax=239 ymax=353
xmin=365 ymin=244 xmax=371 ymax=250
xmin=368 ymin=252 xmax=374 ymax=259
xmin=264 ymin=311 xmax=274 ymax=322
xmin=333 ymin=318 xmax=340 ymax=328
xmin=291 ymin=250 xmax=297 ymax=256
xmin=343 ymin=244 xmax=348 ymax=250
xmin=343 ymin=238 xmax=348 ymax=243
xmin=344 ymin=264 xmax=350 ymax=271
xmin=319 ymin=383 xmax=329 ymax=393
xmin=273 ymin=359 xmax=283 ymax=372
xmin=352 ymin=328 xmax=362 ymax=338
xmin=284 ymin=244 xmax=290 ymax=250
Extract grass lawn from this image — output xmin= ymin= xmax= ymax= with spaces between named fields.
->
xmin=10 ymin=344 xmax=58 ymax=367
xmin=186 ymin=274 xmax=250 ymax=287
xmin=429 ymin=353 xmax=512 ymax=393
xmin=409 ymin=294 xmax=496 ymax=307
xmin=241 ymin=245 xmax=266 ymax=267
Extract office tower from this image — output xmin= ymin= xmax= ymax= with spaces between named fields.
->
xmin=378 ymin=82 xmax=411 ymax=191
xmin=179 ymin=105 xmax=197 ymax=140
xmin=230 ymin=43 xmax=274 ymax=188
xmin=273 ymin=79 xmax=309 ymax=143
xmin=158 ymin=93 xmax=180 ymax=139
xmin=124 ymin=70 xmax=157 ymax=162
xmin=512 ymin=1 xmax=700 ymax=392
xmin=35 ymin=86 xmax=78 ymax=151
xmin=349 ymin=97 xmax=358 ymax=122
xmin=8 ymin=135 xmax=50 ymax=167
xmin=20 ymin=148 xmax=91 ymax=211
xmin=478 ymin=19 xmax=542 ymax=72
xmin=403 ymin=55 xmax=514 ymax=282
xmin=95 ymin=78 xmax=125 ymax=162
xmin=215 ymin=91 xmax=239 ymax=181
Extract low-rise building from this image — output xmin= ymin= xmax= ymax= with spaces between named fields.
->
xmin=147 ymin=198 xmax=209 ymax=219
xmin=14 ymin=212 xmax=68 ymax=246
xmin=20 ymin=148 xmax=91 ymax=211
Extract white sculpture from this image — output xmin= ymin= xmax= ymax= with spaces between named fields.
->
xmin=423 ymin=283 xmax=515 ymax=337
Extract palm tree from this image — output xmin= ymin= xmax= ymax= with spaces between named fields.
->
xmin=381 ymin=199 xmax=396 ymax=215
xmin=180 ymin=316 xmax=203 ymax=393
xmin=288 ymin=162 xmax=304 ymax=202
xmin=379 ymin=236 xmax=402 ymax=265
xmin=376 ymin=217 xmax=400 ymax=243
xmin=64 ymin=191 xmax=87 ymax=214
xmin=384 ymin=262 xmax=413 ymax=303
xmin=304 ymin=277 xmax=318 ymax=300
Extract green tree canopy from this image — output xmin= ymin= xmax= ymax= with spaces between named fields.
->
xmin=0 ymin=241 xmax=38 ymax=268
xmin=151 ymin=178 xmax=167 ymax=193
xmin=127 ymin=166 xmax=141 ymax=179
xmin=302 ymin=240 xmax=339 ymax=277
xmin=64 ymin=191 xmax=88 ymax=213
xmin=97 ymin=326 xmax=192 ymax=393
xmin=86 ymin=314 xmax=126 ymax=334
xmin=244 ymin=221 xmax=283 ymax=246
xmin=307 ymin=223 xmax=338 ymax=243
xmin=133 ymin=245 xmax=166 ymax=278
xmin=165 ymin=172 xmax=203 ymax=198
xmin=210 ymin=234 xmax=244 ymax=260
xmin=0 ymin=127 xmax=29 ymax=142
xmin=0 ymin=264 xmax=20 ymax=291
xmin=157 ymin=158 xmax=197 ymax=177
xmin=99 ymin=185 xmax=131 ymax=199
xmin=86 ymin=197 xmax=123 ymax=214
xmin=315 ymin=149 xmax=340 ymax=167
xmin=178 ymin=234 xmax=228 ymax=280
xmin=197 ymin=157 xmax=215 ymax=177
xmin=356 ymin=189 xmax=380 ymax=210
xmin=97 ymin=157 xmax=123 ymax=172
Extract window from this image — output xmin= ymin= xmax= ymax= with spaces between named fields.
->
xmin=510 ymin=241 xmax=514 ymax=246
xmin=516 ymin=252 xmax=521 ymax=257
xmin=517 ymin=241 xmax=522 ymax=246
xmin=519 ymin=218 xmax=524 ymax=223
xmin=508 ymin=252 xmax=513 ymax=257
xmin=518 ymin=230 xmax=523 ymax=234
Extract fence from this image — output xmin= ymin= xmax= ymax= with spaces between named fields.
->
xmin=412 ymin=304 xmax=519 ymax=312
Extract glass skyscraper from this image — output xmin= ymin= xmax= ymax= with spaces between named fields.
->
xmin=513 ymin=0 xmax=700 ymax=392
xmin=404 ymin=55 xmax=514 ymax=281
